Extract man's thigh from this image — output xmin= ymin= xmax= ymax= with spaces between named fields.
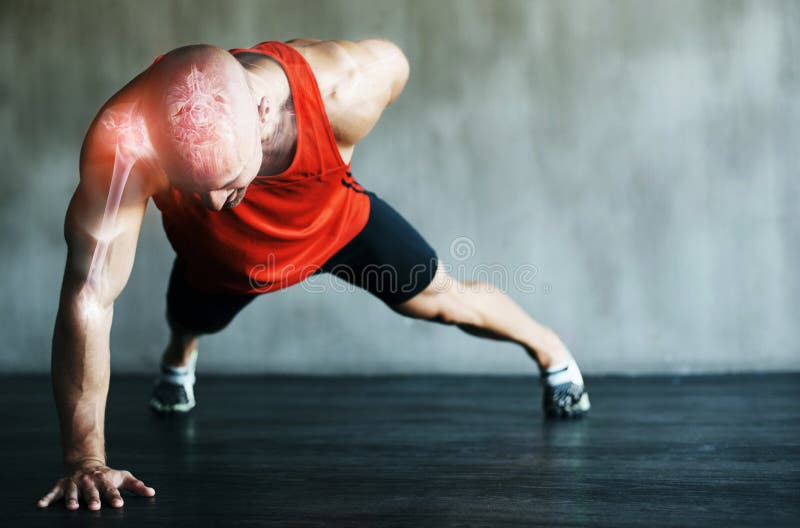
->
xmin=166 ymin=258 xmax=258 ymax=335
xmin=318 ymin=191 xmax=439 ymax=306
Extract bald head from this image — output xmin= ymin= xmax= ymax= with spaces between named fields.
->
xmin=145 ymin=45 xmax=262 ymax=193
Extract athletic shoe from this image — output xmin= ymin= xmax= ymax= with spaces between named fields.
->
xmin=149 ymin=377 xmax=196 ymax=413
xmin=542 ymin=381 xmax=591 ymax=418
xmin=149 ymin=350 xmax=197 ymax=413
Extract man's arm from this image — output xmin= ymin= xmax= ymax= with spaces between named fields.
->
xmin=38 ymin=126 xmax=156 ymax=510
xmin=289 ymin=38 xmax=410 ymax=151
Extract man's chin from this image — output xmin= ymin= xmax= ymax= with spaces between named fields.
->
xmin=222 ymin=192 xmax=246 ymax=209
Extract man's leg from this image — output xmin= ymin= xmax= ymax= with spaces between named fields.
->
xmin=150 ymin=258 xmax=257 ymax=413
xmin=392 ymin=261 xmax=590 ymax=417
xmin=161 ymin=322 xmax=198 ymax=368
xmin=321 ymin=190 xmax=589 ymax=417
xmin=391 ymin=261 xmax=569 ymax=370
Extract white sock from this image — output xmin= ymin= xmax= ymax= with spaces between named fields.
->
xmin=543 ymin=357 xmax=584 ymax=387
xmin=160 ymin=349 xmax=197 ymax=386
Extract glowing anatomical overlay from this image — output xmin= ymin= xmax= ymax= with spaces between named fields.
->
xmin=86 ymin=104 xmax=152 ymax=291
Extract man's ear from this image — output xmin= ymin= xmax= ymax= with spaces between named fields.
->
xmin=257 ymin=96 xmax=269 ymax=124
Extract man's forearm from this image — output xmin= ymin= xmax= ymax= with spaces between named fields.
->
xmin=51 ymin=287 xmax=113 ymax=470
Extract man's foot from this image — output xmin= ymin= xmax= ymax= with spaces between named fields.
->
xmin=541 ymin=358 xmax=591 ymax=418
xmin=543 ymin=381 xmax=591 ymax=418
xmin=149 ymin=350 xmax=197 ymax=413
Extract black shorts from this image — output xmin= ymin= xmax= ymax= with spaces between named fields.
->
xmin=167 ymin=190 xmax=439 ymax=335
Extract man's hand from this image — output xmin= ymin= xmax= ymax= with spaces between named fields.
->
xmin=36 ymin=460 xmax=155 ymax=510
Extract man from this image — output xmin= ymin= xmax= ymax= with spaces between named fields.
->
xmin=37 ymin=38 xmax=590 ymax=511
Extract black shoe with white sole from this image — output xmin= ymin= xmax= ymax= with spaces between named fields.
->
xmin=543 ymin=381 xmax=591 ymax=418
xmin=149 ymin=377 xmax=196 ymax=413
xmin=541 ymin=357 xmax=591 ymax=418
xmin=149 ymin=350 xmax=197 ymax=414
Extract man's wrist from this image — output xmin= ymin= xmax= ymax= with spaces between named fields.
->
xmin=65 ymin=454 xmax=106 ymax=472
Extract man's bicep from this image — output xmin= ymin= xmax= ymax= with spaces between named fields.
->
xmin=62 ymin=162 xmax=148 ymax=307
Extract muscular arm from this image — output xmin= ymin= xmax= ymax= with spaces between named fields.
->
xmin=54 ymin=154 xmax=147 ymax=467
xmin=289 ymin=38 xmax=410 ymax=152
xmin=40 ymin=120 xmax=156 ymax=510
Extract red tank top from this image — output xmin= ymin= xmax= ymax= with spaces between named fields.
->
xmin=152 ymin=42 xmax=371 ymax=294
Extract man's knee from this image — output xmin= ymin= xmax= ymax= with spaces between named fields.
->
xmin=167 ymin=311 xmax=227 ymax=336
xmin=434 ymin=290 xmax=482 ymax=327
xmin=391 ymin=269 xmax=482 ymax=327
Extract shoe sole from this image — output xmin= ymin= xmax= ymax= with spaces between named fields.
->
xmin=545 ymin=392 xmax=591 ymax=419
xmin=149 ymin=397 xmax=196 ymax=414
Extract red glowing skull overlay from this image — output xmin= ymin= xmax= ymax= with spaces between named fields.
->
xmin=164 ymin=65 xmax=242 ymax=180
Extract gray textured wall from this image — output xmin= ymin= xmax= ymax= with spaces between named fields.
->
xmin=1 ymin=0 xmax=798 ymax=375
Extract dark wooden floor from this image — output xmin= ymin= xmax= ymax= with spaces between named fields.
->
xmin=1 ymin=374 xmax=798 ymax=527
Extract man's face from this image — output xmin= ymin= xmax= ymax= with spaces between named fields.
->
xmin=195 ymin=125 xmax=262 ymax=211
xmin=153 ymin=58 xmax=264 ymax=211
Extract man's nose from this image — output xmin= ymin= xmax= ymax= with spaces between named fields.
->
xmin=201 ymin=190 xmax=231 ymax=211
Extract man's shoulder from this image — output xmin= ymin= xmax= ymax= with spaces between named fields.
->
xmin=81 ymin=68 xmax=150 ymax=156
xmin=80 ymin=70 xmax=166 ymax=197
xmin=281 ymin=39 xmax=409 ymax=149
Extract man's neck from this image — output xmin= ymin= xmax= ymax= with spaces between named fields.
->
xmin=259 ymin=107 xmax=296 ymax=175
xmin=241 ymin=58 xmax=297 ymax=175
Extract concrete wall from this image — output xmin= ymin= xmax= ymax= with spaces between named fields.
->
xmin=1 ymin=0 xmax=798 ymax=375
